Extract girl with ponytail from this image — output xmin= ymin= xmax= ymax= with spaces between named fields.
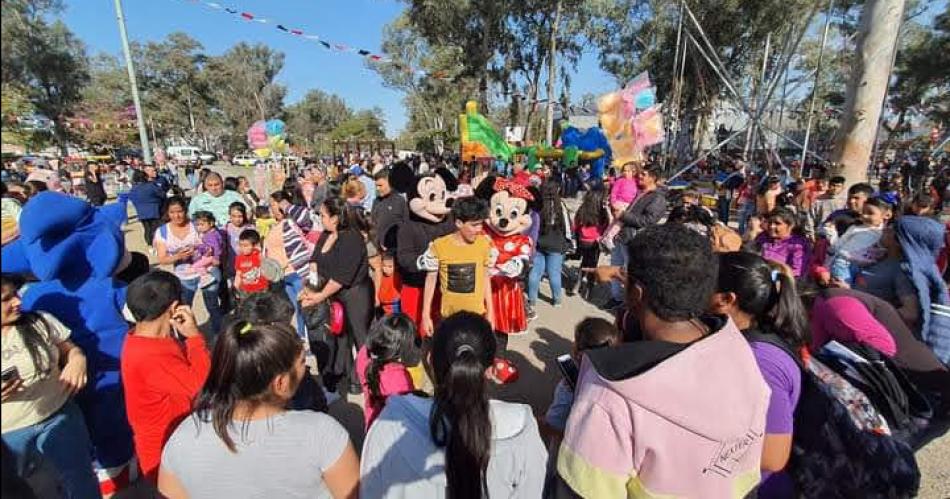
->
xmin=356 ymin=313 xmax=422 ymax=428
xmin=709 ymin=251 xmax=809 ymax=496
xmin=360 ymin=311 xmax=547 ymax=498
xmin=158 ymin=320 xmax=359 ymax=499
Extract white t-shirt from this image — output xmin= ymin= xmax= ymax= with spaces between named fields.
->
xmin=161 ymin=410 xmax=350 ymax=499
xmin=1 ymin=312 xmax=71 ymax=432
xmin=154 ymin=222 xmax=202 ymax=281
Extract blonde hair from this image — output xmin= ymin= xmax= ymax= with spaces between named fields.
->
xmin=342 ymin=178 xmax=366 ymax=200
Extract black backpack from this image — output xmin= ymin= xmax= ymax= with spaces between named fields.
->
xmin=815 ymin=341 xmax=932 ymax=443
xmin=745 ymin=332 xmax=921 ymax=498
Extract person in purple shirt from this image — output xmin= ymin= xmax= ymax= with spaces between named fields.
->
xmin=754 ymin=207 xmax=811 ymax=278
xmin=710 ymin=252 xmax=809 ymax=498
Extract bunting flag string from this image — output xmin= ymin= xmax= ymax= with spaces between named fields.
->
xmin=173 ymin=0 xmax=458 ymax=82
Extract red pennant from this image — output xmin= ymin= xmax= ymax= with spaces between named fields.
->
xmin=369 ymin=55 xmax=382 ymax=61
xmin=240 ymin=12 xmax=254 ymax=20
xmin=291 ymin=29 xmax=303 ymax=35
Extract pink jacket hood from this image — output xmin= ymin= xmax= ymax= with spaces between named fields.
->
xmin=558 ymin=317 xmax=770 ymax=498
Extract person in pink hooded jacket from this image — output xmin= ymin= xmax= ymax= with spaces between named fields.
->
xmin=558 ymin=225 xmax=770 ymax=498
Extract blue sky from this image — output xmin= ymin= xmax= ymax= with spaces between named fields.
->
xmin=62 ymin=0 xmax=615 ymax=136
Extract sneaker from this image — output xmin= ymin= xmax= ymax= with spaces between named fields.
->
xmin=526 ymin=304 xmax=538 ymax=322
xmin=552 ymin=301 xmax=563 ymax=309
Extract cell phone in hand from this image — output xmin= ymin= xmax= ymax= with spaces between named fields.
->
xmin=1 ymin=366 xmax=20 ymax=383
xmin=556 ymin=354 xmax=579 ymax=390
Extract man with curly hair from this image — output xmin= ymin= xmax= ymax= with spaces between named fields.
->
xmin=557 ymin=225 xmax=770 ymax=498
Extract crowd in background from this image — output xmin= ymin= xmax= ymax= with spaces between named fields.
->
xmin=1 ymin=148 xmax=949 ymax=498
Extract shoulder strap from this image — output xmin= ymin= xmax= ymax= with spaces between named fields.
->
xmin=159 ymin=223 xmax=167 ymax=240
xmin=743 ymin=330 xmax=803 ymax=369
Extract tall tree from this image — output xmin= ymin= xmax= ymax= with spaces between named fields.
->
xmin=74 ymin=54 xmax=137 ymax=148
xmin=285 ymin=89 xmax=352 ymax=154
xmin=374 ymin=12 xmax=474 ymax=153
xmin=587 ymin=0 xmax=816 ymax=154
xmin=134 ymin=32 xmax=215 ymax=146
xmin=203 ymin=43 xmax=286 ymax=151
xmin=833 ymin=0 xmax=907 ymax=183
xmin=2 ymin=0 xmax=88 ymax=152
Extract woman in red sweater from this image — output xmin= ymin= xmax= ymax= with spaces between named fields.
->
xmin=120 ymin=270 xmax=210 ymax=482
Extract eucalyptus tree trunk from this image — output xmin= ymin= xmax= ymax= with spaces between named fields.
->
xmin=832 ymin=0 xmax=905 ymax=185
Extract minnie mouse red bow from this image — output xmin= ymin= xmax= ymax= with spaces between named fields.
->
xmin=494 ymin=177 xmax=535 ymax=201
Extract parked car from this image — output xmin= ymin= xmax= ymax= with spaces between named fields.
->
xmin=198 ymin=151 xmax=216 ymax=162
xmin=232 ymin=154 xmax=262 ymax=167
xmin=167 ymin=146 xmax=202 ymax=165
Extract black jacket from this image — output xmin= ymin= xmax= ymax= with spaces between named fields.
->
xmin=371 ymin=193 xmax=409 ymax=251
xmin=619 ymin=189 xmax=668 ymax=243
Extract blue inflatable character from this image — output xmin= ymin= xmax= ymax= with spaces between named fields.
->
xmin=1 ymin=192 xmax=134 ymax=490
xmin=560 ymin=125 xmax=612 ymax=179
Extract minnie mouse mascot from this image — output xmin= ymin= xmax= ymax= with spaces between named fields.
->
xmin=476 ymin=176 xmax=534 ymax=336
xmin=389 ymin=162 xmax=457 ymax=332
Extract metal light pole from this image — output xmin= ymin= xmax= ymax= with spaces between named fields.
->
xmin=113 ymin=0 xmax=152 ymax=164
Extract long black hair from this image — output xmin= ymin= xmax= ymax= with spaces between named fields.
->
xmin=192 ymin=320 xmax=302 ymax=452
xmin=539 ymin=178 xmax=564 ymax=233
xmin=716 ymin=252 xmax=810 ymax=348
xmin=574 ymin=187 xmax=609 ymax=229
xmin=322 ymin=196 xmax=368 ymax=233
xmin=429 ymin=311 xmax=496 ymax=499
xmin=364 ymin=314 xmax=421 ymax=406
xmin=0 ymin=274 xmax=54 ymax=377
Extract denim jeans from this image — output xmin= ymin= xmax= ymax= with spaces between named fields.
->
xmin=528 ymin=251 xmax=565 ymax=305
xmin=181 ymin=267 xmax=224 ymax=336
xmin=283 ymin=272 xmax=306 ymax=339
xmin=737 ymin=202 xmax=757 ymax=235
xmin=2 ymin=401 xmax=101 ymax=499
xmin=609 ymin=243 xmax=628 ymax=302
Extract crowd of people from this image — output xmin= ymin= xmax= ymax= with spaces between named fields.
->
xmin=1 ymin=149 xmax=949 ymax=498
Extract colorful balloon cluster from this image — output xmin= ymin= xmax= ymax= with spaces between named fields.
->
xmin=247 ymin=119 xmax=289 ymax=158
xmin=598 ymin=72 xmax=664 ymax=165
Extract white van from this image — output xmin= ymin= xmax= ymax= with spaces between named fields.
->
xmin=167 ymin=146 xmax=202 ymax=165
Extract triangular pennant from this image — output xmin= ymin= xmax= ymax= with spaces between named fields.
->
xmin=225 ymin=7 xmax=237 ymax=14
xmin=369 ymin=55 xmax=382 ymax=61
xmin=276 ymin=24 xmax=289 ymax=32
xmin=357 ymin=49 xmax=371 ymax=56
xmin=290 ymin=29 xmax=303 ymax=35
xmin=319 ymin=41 xmax=331 ymax=49
xmin=206 ymin=2 xmax=222 ymax=9
xmin=334 ymin=44 xmax=349 ymax=51
xmin=240 ymin=12 xmax=253 ymax=20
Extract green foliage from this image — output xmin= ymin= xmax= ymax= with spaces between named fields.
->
xmin=2 ymin=0 xmax=88 ymax=151
xmin=285 ymin=89 xmax=352 ymax=153
xmin=329 ymin=109 xmax=387 ymax=141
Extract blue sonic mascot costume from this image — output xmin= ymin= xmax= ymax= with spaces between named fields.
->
xmin=1 ymin=192 xmax=135 ymax=493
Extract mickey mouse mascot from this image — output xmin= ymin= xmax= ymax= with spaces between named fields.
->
xmin=389 ymin=162 xmax=457 ymax=333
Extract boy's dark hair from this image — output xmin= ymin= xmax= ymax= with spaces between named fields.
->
xmin=640 ymin=163 xmax=662 ymax=178
xmin=830 ymin=176 xmax=846 ymax=185
xmin=224 ymin=176 xmax=239 ymax=191
xmin=864 ymin=197 xmax=893 ymax=212
xmin=373 ymin=168 xmax=391 ymax=181
xmin=193 ymin=210 xmax=216 ymax=225
xmin=626 ymin=224 xmax=717 ymax=322
xmin=848 ymin=182 xmax=874 ymax=198
xmin=910 ymin=192 xmax=933 ymax=209
xmin=574 ymin=317 xmax=621 ymax=351
xmin=452 ymin=196 xmax=488 ymax=223
xmin=234 ymin=290 xmax=295 ymax=326
xmin=238 ymin=228 xmax=261 ymax=245
xmin=127 ymin=270 xmax=183 ymax=321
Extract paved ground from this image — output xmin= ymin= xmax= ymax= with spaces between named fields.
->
xmin=110 ymin=163 xmax=948 ymax=498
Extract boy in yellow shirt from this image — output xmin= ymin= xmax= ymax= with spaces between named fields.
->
xmin=420 ymin=197 xmax=496 ymax=336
